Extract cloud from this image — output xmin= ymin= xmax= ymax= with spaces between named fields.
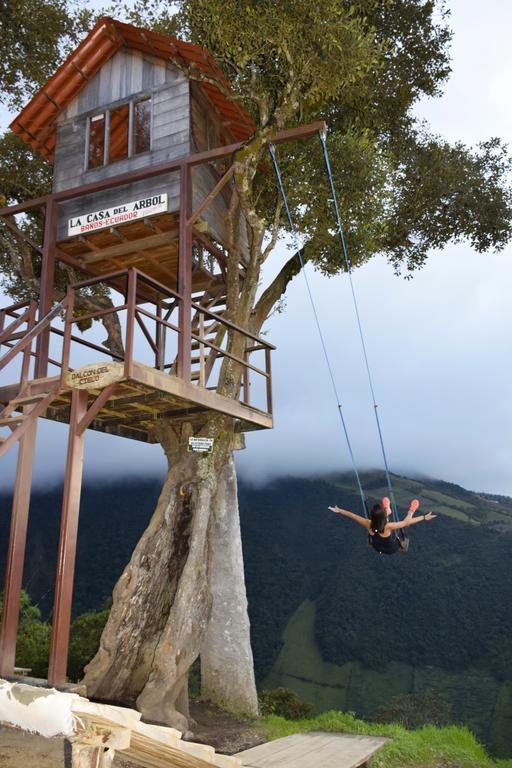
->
xmin=2 ymin=0 xmax=512 ymax=497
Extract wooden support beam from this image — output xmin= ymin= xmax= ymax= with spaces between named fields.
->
xmin=76 ymin=383 xmax=118 ymax=435
xmin=124 ymin=269 xmax=137 ymax=379
xmin=0 ymin=407 xmax=38 ymax=677
xmin=47 ymin=388 xmax=88 ymax=687
xmin=77 ymin=229 xmax=178 ymax=264
xmin=0 ymin=121 xmax=326 ymax=220
xmin=35 ymin=199 xmax=57 ymax=378
xmin=177 ymin=166 xmax=192 ymax=381
xmin=78 ymin=234 xmax=101 ymax=251
xmin=187 ymin=165 xmax=234 ymax=229
xmin=0 ymin=384 xmax=60 ymax=459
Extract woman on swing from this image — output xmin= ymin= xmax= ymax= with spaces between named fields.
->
xmin=329 ymin=497 xmax=437 ymax=555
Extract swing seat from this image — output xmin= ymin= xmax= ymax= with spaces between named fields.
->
xmin=398 ymin=537 xmax=410 ymax=553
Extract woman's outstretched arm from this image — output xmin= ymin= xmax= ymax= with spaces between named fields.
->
xmin=387 ymin=511 xmax=437 ymax=530
xmin=329 ymin=506 xmax=371 ymax=529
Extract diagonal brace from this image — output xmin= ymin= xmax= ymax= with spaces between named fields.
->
xmin=186 ymin=165 xmax=235 ymax=229
xmin=76 ymin=384 xmax=118 ymax=436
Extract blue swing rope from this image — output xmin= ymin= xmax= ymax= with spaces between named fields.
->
xmin=268 ymin=143 xmax=368 ymax=518
xmin=318 ymin=129 xmax=399 ymax=525
xmin=269 ymin=133 xmax=399 ymax=526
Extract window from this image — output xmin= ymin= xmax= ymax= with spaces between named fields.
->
xmin=109 ymin=104 xmax=129 ymax=163
xmin=88 ymin=113 xmax=106 ymax=169
xmin=86 ymin=97 xmax=151 ymax=170
xmin=134 ymin=98 xmax=151 ymax=155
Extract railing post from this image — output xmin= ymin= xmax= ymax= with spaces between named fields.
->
xmin=265 ymin=347 xmax=273 ymax=415
xmin=177 ymin=165 xmax=192 ymax=381
xmin=243 ymin=346 xmax=251 ymax=406
xmin=35 ymin=198 xmax=57 ymax=379
xmin=156 ymin=300 xmax=163 ymax=370
xmin=20 ymin=300 xmax=38 ymax=387
xmin=124 ymin=269 xmax=137 ymax=378
xmin=47 ymin=388 xmax=88 ymax=687
xmin=198 ymin=312 xmax=206 ymax=387
xmin=60 ymin=289 xmax=74 ymax=385
xmin=0 ymin=308 xmax=5 ymax=358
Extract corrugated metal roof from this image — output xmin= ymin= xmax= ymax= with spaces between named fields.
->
xmin=10 ymin=17 xmax=254 ymax=162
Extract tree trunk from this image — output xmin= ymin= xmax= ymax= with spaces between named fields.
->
xmin=200 ymin=452 xmax=258 ymax=716
xmin=82 ymin=416 xmax=258 ymax=728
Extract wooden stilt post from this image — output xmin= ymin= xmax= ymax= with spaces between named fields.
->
xmin=177 ymin=165 xmax=192 ymax=381
xmin=35 ymin=199 xmax=57 ymax=379
xmin=0 ymin=409 xmax=38 ymax=677
xmin=47 ymin=388 xmax=88 ymax=687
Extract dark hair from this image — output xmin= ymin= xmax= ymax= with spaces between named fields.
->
xmin=370 ymin=502 xmax=387 ymax=534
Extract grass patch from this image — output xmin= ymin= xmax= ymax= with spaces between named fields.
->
xmin=262 ymin=710 xmax=510 ymax=767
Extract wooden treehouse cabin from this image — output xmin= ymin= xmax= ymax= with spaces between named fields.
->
xmin=0 ymin=17 xmax=322 ymax=689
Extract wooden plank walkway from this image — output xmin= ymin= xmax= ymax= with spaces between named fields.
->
xmin=236 ymin=732 xmax=388 ymax=768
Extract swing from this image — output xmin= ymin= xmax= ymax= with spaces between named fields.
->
xmin=269 ymin=131 xmax=409 ymax=553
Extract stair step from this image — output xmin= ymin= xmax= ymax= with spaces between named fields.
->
xmin=191 ymin=339 xmax=217 ymax=350
xmin=192 ymin=322 xmax=220 ymax=333
xmin=0 ymin=414 xmax=25 ymax=427
xmin=11 ymin=393 xmax=47 ymax=406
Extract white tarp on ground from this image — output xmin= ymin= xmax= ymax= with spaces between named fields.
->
xmin=0 ymin=679 xmax=81 ymax=737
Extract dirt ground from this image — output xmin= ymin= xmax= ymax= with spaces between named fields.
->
xmin=0 ymin=701 xmax=266 ymax=767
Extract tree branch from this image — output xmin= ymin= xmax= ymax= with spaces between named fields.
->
xmin=261 ymin=198 xmax=284 ymax=264
xmin=252 ymin=246 xmax=304 ymax=332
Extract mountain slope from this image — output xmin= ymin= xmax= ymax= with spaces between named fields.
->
xmin=1 ymin=470 xmax=512 ymax=754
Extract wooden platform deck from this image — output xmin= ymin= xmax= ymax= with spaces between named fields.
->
xmin=236 ymin=733 xmax=388 ymax=768
xmin=0 ymin=359 xmax=273 ymax=443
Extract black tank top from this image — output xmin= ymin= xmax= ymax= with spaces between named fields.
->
xmin=369 ymin=530 xmax=401 ymax=555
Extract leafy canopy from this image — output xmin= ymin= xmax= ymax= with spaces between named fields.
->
xmin=0 ymin=0 xmax=93 ymax=111
xmin=128 ymin=0 xmax=512 ymax=283
xmin=0 ymin=0 xmax=511 ymax=314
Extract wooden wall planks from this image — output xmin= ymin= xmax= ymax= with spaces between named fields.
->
xmin=52 ymin=48 xmax=248 ymax=256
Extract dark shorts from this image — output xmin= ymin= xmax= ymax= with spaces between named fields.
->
xmin=370 ymin=535 xmax=401 ymax=555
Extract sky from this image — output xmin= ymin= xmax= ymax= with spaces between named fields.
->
xmin=2 ymin=0 xmax=512 ymax=495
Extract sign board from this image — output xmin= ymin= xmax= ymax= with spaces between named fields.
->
xmin=188 ymin=437 xmax=215 ymax=454
xmin=65 ymin=362 xmax=125 ymax=390
xmin=67 ymin=193 xmax=168 ymax=237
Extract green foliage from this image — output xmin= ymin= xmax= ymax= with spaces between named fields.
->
xmin=0 ymin=591 xmax=51 ymax=679
xmin=127 ymin=0 xmax=512 ymax=281
xmin=0 ymin=0 xmax=94 ymax=111
xmin=259 ymin=688 xmax=313 ymax=720
xmin=0 ymin=0 xmax=107 ymax=304
xmin=374 ymin=690 xmax=454 ymax=730
xmin=262 ymin=711 xmax=496 ymax=768
xmin=68 ymin=608 xmax=110 ymax=682
xmin=0 ymin=591 xmax=109 ymax=682
xmin=0 ymin=0 xmax=511 ymax=326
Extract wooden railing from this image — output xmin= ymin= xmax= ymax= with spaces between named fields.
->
xmin=0 ymin=298 xmax=65 ymax=387
xmin=62 ymin=267 xmax=274 ymax=415
xmin=0 ymin=268 xmax=274 ymax=416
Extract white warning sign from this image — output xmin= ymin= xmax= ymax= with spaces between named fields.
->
xmin=188 ymin=437 xmax=215 ymax=453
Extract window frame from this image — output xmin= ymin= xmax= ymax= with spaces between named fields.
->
xmin=84 ymin=95 xmax=152 ymax=171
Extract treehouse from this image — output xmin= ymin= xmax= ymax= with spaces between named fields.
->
xmin=0 ymin=17 xmax=322 ymax=689
xmin=2 ymin=17 xmax=275 ymax=443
